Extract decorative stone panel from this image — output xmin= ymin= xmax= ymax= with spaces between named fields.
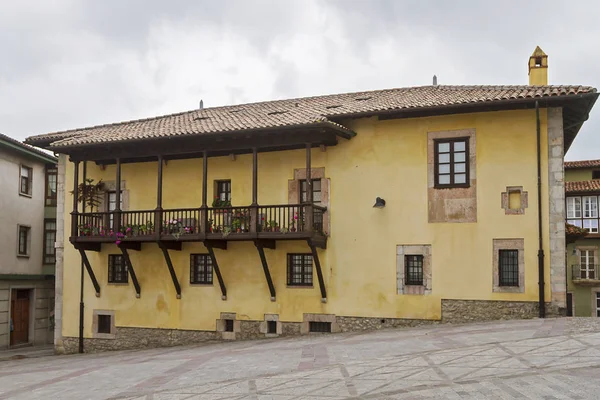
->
xmin=92 ymin=310 xmax=116 ymax=339
xmin=301 ymin=313 xmax=340 ymax=334
xmin=216 ymin=312 xmax=240 ymax=340
xmin=427 ymin=129 xmax=477 ymax=223
xmin=288 ymin=167 xmax=330 ymax=235
xmin=501 ymin=186 xmax=529 ymax=215
xmin=492 ymin=239 xmax=525 ymax=293
xmin=258 ymin=314 xmax=282 ymax=337
xmin=396 ymin=245 xmax=432 ymax=295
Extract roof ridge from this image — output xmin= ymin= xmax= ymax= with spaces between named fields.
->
xmin=0 ymin=132 xmax=57 ymax=162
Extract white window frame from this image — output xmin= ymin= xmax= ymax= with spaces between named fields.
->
xmin=567 ymin=196 xmax=599 ymax=233
xmin=567 ymin=197 xmax=582 ymax=218
xmin=580 ymin=249 xmax=596 ymax=280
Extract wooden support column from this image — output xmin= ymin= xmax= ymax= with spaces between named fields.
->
xmin=206 ymin=245 xmax=227 ymax=300
xmin=308 ymin=240 xmax=327 ymax=302
xmin=304 ymin=144 xmax=314 ymax=233
xmin=71 ymin=160 xmax=80 ymax=239
xmin=255 ymin=241 xmax=276 ymax=301
xmin=78 ymin=248 xmax=100 ymax=296
xmin=155 ymin=155 xmax=164 ymax=238
xmin=200 ymin=151 xmax=208 ymax=233
xmin=158 ymin=242 xmax=182 ymax=299
xmin=119 ymin=247 xmax=141 ymax=298
xmin=250 ymin=148 xmax=259 ymax=234
xmin=114 ymin=157 xmax=122 ymax=234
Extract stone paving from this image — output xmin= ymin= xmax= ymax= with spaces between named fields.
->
xmin=2 ymin=318 xmax=600 ymax=399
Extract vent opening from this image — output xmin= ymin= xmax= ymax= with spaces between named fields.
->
xmin=224 ymin=319 xmax=234 ymax=332
xmin=267 ymin=320 xmax=277 ymax=334
xmin=98 ymin=315 xmax=111 ymax=334
xmin=309 ymin=321 xmax=331 ymax=333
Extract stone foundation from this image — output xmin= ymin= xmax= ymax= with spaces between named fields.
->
xmin=61 ymin=300 xmax=562 ymax=354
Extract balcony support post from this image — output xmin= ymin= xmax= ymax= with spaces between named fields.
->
xmin=308 ymin=240 xmax=327 ymax=302
xmin=155 ymin=155 xmax=164 ymax=238
xmin=114 ymin=157 xmax=122 ymax=235
xmin=158 ymin=241 xmax=182 ymax=299
xmin=206 ymin=245 xmax=227 ymax=300
xmin=254 ymin=241 xmax=276 ymax=301
xmin=304 ymin=143 xmax=314 ymax=232
xmin=119 ymin=246 xmax=141 ymax=298
xmin=71 ymin=160 xmax=80 ymax=239
xmin=200 ymin=151 xmax=208 ymax=233
xmin=77 ymin=248 xmax=100 ymax=296
xmin=250 ymin=148 xmax=258 ymax=234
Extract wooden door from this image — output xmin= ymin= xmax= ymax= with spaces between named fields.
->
xmin=10 ymin=289 xmax=30 ymax=346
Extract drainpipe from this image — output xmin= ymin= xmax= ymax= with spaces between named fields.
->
xmin=536 ymin=101 xmax=546 ymax=318
xmin=78 ymin=161 xmax=86 ymax=353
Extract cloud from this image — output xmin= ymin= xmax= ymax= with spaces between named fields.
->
xmin=0 ymin=0 xmax=598 ymax=159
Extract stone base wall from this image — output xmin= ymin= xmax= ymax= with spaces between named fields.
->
xmin=60 ymin=300 xmax=562 ymax=354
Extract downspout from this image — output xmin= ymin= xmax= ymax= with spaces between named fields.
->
xmin=78 ymin=161 xmax=86 ymax=353
xmin=536 ymin=101 xmax=546 ymax=318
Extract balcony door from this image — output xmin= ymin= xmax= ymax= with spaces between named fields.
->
xmin=108 ymin=191 xmax=123 ymax=229
xmin=580 ymin=249 xmax=596 ymax=279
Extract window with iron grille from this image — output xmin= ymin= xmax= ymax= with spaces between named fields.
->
xmin=45 ymin=166 xmax=57 ymax=206
xmin=405 ymin=255 xmax=424 ymax=286
xmin=43 ymin=219 xmax=56 ymax=264
xmin=267 ymin=320 xmax=277 ymax=334
xmin=434 ymin=138 xmax=469 ymax=188
xmin=97 ymin=314 xmax=112 ymax=334
xmin=108 ymin=255 xmax=128 ymax=283
xmin=300 ymin=179 xmax=322 ymax=203
xmin=224 ymin=319 xmax=234 ymax=332
xmin=190 ymin=254 xmax=213 ymax=284
xmin=19 ymin=165 xmax=32 ymax=196
xmin=216 ymin=180 xmax=231 ymax=203
xmin=309 ymin=321 xmax=331 ymax=333
xmin=287 ymin=254 xmax=313 ymax=286
xmin=499 ymin=250 xmax=519 ymax=286
xmin=17 ymin=225 xmax=30 ymax=256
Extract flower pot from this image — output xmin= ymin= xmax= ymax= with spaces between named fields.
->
xmin=236 ymin=228 xmax=241 ymax=233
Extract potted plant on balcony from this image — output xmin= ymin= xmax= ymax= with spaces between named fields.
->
xmin=231 ymin=218 xmax=242 ymax=233
xmin=72 ymin=178 xmax=105 ymax=211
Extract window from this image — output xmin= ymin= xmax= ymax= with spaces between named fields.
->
xmin=216 ymin=180 xmax=231 ymax=203
xmin=97 ymin=315 xmax=112 ymax=334
xmin=43 ymin=219 xmax=56 ymax=264
xmin=108 ymin=255 xmax=128 ymax=283
xmin=567 ymin=196 xmax=599 ymax=233
xmin=499 ymin=250 xmax=519 ymax=286
xmin=107 ymin=191 xmax=123 ymax=229
xmin=224 ymin=319 xmax=234 ymax=332
xmin=267 ymin=320 xmax=277 ymax=334
xmin=19 ymin=165 xmax=32 ymax=196
xmin=300 ymin=179 xmax=322 ymax=203
xmin=593 ymin=171 xmax=600 ymax=180
xmin=190 ymin=254 xmax=213 ymax=284
xmin=45 ymin=166 xmax=57 ymax=206
xmin=434 ymin=138 xmax=469 ymax=188
xmin=405 ymin=255 xmax=424 ymax=286
xmin=580 ymin=250 xmax=596 ymax=280
xmin=287 ymin=254 xmax=313 ymax=286
xmin=596 ymin=293 xmax=600 ymax=317
xmin=17 ymin=225 xmax=30 ymax=256
xmin=309 ymin=321 xmax=331 ymax=333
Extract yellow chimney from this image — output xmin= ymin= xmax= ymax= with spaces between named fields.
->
xmin=528 ymin=46 xmax=548 ymax=85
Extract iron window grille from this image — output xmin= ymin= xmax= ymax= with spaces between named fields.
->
xmin=190 ymin=254 xmax=213 ymax=284
xmin=97 ymin=314 xmax=112 ymax=334
xmin=43 ymin=219 xmax=56 ymax=264
xmin=20 ymin=165 xmax=32 ymax=196
xmin=300 ymin=179 xmax=322 ymax=203
xmin=45 ymin=166 xmax=57 ymax=206
xmin=405 ymin=255 xmax=424 ymax=286
xmin=434 ymin=138 xmax=469 ymax=188
xmin=267 ymin=320 xmax=277 ymax=334
xmin=18 ymin=225 xmax=30 ymax=256
xmin=309 ymin=321 xmax=331 ymax=333
xmin=216 ymin=180 xmax=232 ymax=203
xmin=287 ymin=254 xmax=313 ymax=286
xmin=499 ymin=250 xmax=519 ymax=286
xmin=224 ymin=319 xmax=234 ymax=332
xmin=108 ymin=255 xmax=128 ymax=283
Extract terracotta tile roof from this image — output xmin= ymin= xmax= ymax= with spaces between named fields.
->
xmin=25 ymin=85 xmax=596 ymax=149
xmin=565 ymin=159 xmax=600 ymax=169
xmin=0 ymin=133 xmax=57 ymax=163
xmin=566 ymin=180 xmax=600 ymax=193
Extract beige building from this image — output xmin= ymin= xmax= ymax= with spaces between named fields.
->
xmin=0 ymin=133 xmax=57 ymax=349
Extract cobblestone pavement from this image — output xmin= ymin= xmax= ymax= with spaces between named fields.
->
xmin=2 ymin=318 xmax=600 ymax=399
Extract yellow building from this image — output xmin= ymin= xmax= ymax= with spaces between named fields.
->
xmin=26 ymin=48 xmax=598 ymax=353
xmin=565 ymin=160 xmax=600 ymax=316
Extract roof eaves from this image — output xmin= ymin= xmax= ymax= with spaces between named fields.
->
xmin=0 ymin=133 xmax=58 ymax=164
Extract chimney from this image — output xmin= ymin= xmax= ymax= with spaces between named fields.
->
xmin=528 ymin=46 xmax=548 ymax=85
xmin=432 ymin=75 xmax=438 ymax=86
xmin=199 ymin=99 xmax=204 ymax=110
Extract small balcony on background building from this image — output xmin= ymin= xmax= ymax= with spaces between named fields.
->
xmin=571 ymin=264 xmax=600 ymax=285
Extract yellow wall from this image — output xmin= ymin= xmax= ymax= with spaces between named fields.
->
xmin=61 ymin=108 xmax=552 ymax=338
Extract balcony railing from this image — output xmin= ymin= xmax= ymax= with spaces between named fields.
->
xmin=73 ymin=204 xmax=326 ymax=242
xmin=572 ymin=264 xmax=600 ymax=281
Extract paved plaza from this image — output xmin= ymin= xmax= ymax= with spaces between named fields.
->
xmin=2 ymin=318 xmax=600 ymax=399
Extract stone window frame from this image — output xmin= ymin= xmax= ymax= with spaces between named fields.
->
xmin=216 ymin=312 xmax=240 ymax=340
xmin=427 ymin=129 xmax=477 ymax=223
xmin=501 ymin=186 xmax=529 ymax=215
xmin=288 ymin=168 xmax=330 ymax=235
xmin=396 ymin=245 xmax=432 ymax=295
xmin=492 ymin=239 xmax=525 ymax=293
xmin=259 ymin=314 xmax=282 ymax=337
xmin=92 ymin=309 xmax=116 ymax=339
xmin=301 ymin=313 xmax=340 ymax=334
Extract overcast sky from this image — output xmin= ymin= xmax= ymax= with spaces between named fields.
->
xmin=0 ymin=1 xmax=598 ymax=160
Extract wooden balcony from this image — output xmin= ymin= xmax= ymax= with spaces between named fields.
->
xmin=72 ymin=203 xmax=327 ymax=248
xmin=572 ymin=264 xmax=600 ymax=285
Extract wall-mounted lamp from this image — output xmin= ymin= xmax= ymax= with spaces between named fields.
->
xmin=572 ymin=248 xmax=578 ymax=256
xmin=373 ymin=197 xmax=386 ymax=208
